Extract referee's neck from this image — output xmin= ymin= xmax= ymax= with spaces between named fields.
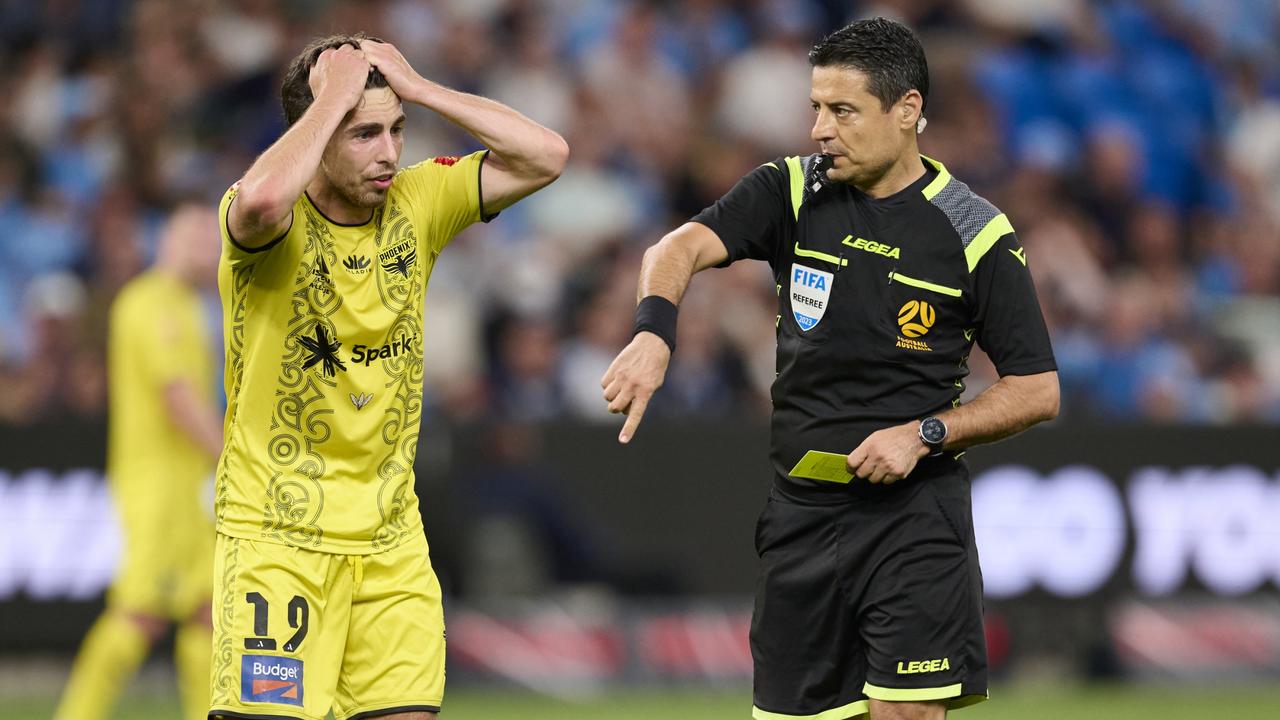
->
xmin=857 ymin=151 xmax=927 ymax=199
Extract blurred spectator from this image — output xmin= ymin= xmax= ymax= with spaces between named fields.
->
xmin=714 ymin=0 xmax=816 ymax=156
xmin=0 ymin=0 xmax=1278 ymax=427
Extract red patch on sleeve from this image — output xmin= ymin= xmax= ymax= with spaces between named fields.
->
xmin=432 ymin=156 xmax=460 ymax=166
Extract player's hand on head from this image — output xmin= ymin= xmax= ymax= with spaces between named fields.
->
xmin=309 ymin=44 xmax=370 ymax=109
xmin=846 ymin=423 xmax=927 ymax=485
xmin=361 ymin=41 xmax=422 ymax=97
xmin=601 ymin=331 xmax=672 ymax=444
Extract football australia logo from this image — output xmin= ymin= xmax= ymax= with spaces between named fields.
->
xmin=896 ymin=300 xmax=935 ymax=352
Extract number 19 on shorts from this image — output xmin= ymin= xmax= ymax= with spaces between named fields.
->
xmin=243 ymin=591 xmax=310 ymax=652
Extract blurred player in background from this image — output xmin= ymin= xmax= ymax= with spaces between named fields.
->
xmin=55 ymin=204 xmax=224 ymax=720
xmin=604 ymin=17 xmax=1057 ymax=720
xmin=209 ymin=33 xmax=566 ymax=720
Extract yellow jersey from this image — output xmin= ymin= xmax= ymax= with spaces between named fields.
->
xmin=107 ymin=270 xmax=216 ymax=518
xmin=215 ymin=150 xmax=487 ymax=554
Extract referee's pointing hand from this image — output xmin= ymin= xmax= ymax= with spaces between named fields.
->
xmin=601 ymin=331 xmax=672 ymax=444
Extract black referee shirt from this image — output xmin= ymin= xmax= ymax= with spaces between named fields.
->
xmin=692 ymin=154 xmax=1056 ymax=494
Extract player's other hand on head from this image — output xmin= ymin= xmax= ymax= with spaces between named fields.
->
xmin=601 ymin=332 xmax=671 ymax=444
xmin=845 ymin=423 xmax=928 ymax=485
xmin=362 ymin=41 xmax=422 ymax=96
xmin=309 ymin=44 xmax=370 ymax=109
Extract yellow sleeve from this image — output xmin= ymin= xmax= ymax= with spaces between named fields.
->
xmin=218 ymin=183 xmax=292 ymax=268
xmin=395 ymin=149 xmax=489 ymax=255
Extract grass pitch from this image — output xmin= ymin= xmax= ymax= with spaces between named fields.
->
xmin=5 ymin=684 xmax=1280 ymax=720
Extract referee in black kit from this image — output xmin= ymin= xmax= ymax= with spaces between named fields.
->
xmin=602 ymin=17 xmax=1058 ymax=720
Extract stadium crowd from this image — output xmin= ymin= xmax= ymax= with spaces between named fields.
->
xmin=1 ymin=0 xmax=1279 ymax=426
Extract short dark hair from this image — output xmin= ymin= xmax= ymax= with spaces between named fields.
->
xmin=280 ymin=33 xmax=388 ymax=127
xmin=808 ymin=17 xmax=929 ymax=113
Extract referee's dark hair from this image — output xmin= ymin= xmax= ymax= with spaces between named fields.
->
xmin=809 ymin=17 xmax=929 ymax=114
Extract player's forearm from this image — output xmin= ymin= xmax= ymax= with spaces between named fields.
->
xmin=235 ymin=94 xmax=351 ymax=229
xmin=406 ymin=79 xmax=567 ymax=183
xmin=939 ymin=371 xmax=1059 ymax=451
xmin=164 ymin=381 xmax=225 ymax=460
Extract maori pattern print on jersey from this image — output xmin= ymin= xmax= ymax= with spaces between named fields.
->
xmin=211 ymin=537 xmax=240 ymax=708
xmin=371 ymin=197 xmax=425 ymax=549
xmin=260 ymin=204 xmax=344 ymax=547
xmin=216 ymin=263 xmax=254 ymax=528
xmin=374 ymin=199 xmax=420 ymax=311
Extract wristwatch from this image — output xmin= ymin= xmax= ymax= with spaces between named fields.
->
xmin=918 ymin=416 xmax=947 ymax=456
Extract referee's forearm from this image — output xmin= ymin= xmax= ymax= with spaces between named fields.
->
xmin=637 ymin=240 xmax=696 ymax=305
xmin=939 ymin=370 xmax=1059 ymax=450
xmin=636 ymin=222 xmax=729 ymax=304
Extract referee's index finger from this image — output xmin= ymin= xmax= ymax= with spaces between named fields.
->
xmin=618 ymin=395 xmax=649 ymax=444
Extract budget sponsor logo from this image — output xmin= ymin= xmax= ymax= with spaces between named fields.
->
xmin=241 ymin=654 xmax=303 ymax=706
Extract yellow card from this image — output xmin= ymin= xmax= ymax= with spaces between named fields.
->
xmin=788 ymin=450 xmax=853 ymax=484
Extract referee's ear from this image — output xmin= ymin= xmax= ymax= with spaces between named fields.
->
xmin=896 ymin=89 xmax=923 ymax=131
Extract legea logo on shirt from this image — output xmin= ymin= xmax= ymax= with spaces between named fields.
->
xmin=241 ymin=654 xmax=303 ymax=706
xmin=790 ymin=263 xmax=832 ymax=331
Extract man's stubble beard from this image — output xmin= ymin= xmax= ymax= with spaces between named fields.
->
xmin=337 ymin=181 xmax=388 ymax=210
xmin=832 ymin=154 xmax=894 ymax=190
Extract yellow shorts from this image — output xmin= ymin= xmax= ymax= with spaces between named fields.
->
xmin=108 ymin=487 xmax=214 ymax=619
xmin=208 ymin=532 xmax=445 ymax=720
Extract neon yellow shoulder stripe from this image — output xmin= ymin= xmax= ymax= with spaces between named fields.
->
xmin=785 ymin=156 xmax=804 ymax=220
xmin=965 ymin=213 xmax=1013 ymax=272
xmin=795 ymin=242 xmax=847 ymax=267
xmin=863 ymin=682 xmax=964 ymax=702
xmin=920 ymin=154 xmax=951 ymax=200
xmin=763 ymin=161 xmax=780 ymax=171
xmin=752 ymin=699 xmax=870 ymax=720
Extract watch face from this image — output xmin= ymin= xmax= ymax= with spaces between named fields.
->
xmin=921 ymin=418 xmax=946 ymax=445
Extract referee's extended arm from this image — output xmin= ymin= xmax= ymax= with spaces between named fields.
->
xmin=602 ymin=222 xmax=729 ymax=443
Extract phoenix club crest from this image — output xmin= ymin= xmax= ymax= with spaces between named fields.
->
xmin=382 ymin=248 xmax=416 ymax=278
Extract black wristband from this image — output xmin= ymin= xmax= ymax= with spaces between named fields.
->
xmin=633 ymin=295 xmax=678 ymax=353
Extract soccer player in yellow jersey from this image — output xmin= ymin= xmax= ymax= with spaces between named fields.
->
xmin=208 ymin=34 xmax=566 ymax=720
xmin=56 ymin=204 xmax=224 ymax=720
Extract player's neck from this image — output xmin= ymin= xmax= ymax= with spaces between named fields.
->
xmin=856 ymin=150 xmax=926 ymax=200
xmin=306 ymin=177 xmax=375 ymax=225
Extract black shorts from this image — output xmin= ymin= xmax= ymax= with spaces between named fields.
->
xmin=750 ymin=466 xmax=989 ymax=720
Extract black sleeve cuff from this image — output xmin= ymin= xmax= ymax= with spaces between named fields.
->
xmin=225 ymin=194 xmax=291 ymax=254
xmin=477 ymin=149 xmax=500 ymax=223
